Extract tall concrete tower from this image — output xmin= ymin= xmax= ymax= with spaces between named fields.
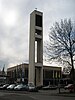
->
xmin=29 ymin=10 xmax=43 ymax=86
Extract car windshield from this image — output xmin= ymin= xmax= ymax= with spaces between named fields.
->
xmin=8 ymin=84 xmax=15 ymax=88
xmin=28 ymin=83 xmax=35 ymax=87
xmin=16 ymin=84 xmax=23 ymax=88
xmin=3 ymin=84 xmax=8 ymax=87
xmin=67 ymin=84 xmax=72 ymax=86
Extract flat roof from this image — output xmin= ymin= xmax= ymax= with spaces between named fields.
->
xmin=7 ymin=63 xmax=61 ymax=71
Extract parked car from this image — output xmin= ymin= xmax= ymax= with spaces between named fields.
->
xmin=7 ymin=84 xmax=16 ymax=90
xmin=0 ymin=84 xmax=4 ymax=86
xmin=26 ymin=83 xmax=38 ymax=92
xmin=0 ymin=84 xmax=9 ymax=90
xmin=64 ymin=84 xmax=74 ymax=92
xmin=42 ymin=85 xmax=57 ymax=90
xmin=14 ymin=84 xmax=27 ymax=91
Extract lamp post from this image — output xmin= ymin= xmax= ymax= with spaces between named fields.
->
xmin=58 ymin=72 xmax=61 ymax=94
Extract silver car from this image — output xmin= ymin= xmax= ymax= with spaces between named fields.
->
xmin=27 ymin=83 xmax=38 ymax=92
xmin=14 ymin=84 xmax=27 ymax=91
xmin=7 ymin=84 xmax=16 ymax=90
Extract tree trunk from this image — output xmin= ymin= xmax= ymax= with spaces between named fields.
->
xmin=70 ymin=53 xmax=75 ymax=92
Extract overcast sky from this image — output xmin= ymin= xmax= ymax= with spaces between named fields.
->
xmin=0 ymin=0 xmax=75 ymax=69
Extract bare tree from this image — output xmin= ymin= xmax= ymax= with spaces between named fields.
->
xmin=44 ymin=19 xmax=75 ymax=83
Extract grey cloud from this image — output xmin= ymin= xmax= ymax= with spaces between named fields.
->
xmin=0 ymin=58 xmax=9 ymax=70
xmin=0 ymin=0 xmax=29 ymax=68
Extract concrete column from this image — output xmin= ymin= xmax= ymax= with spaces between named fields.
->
xmin=29 ymin=10 xmax=43 ymax=86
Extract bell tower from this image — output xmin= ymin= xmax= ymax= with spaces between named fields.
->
xmin=29 ymin=10 xmax=43 ymax=86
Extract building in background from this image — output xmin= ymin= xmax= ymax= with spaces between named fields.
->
xmin=7 ymin=63 xmax=62 ymax=86
xmin=0 ymin=67 xmax=8 ymax=85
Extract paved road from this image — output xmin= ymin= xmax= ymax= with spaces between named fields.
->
xmin=0 ymin=89 xmax=75 ymax=100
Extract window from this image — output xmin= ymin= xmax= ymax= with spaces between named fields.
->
xmin=35 ymin=14 xmax=42 ymax=27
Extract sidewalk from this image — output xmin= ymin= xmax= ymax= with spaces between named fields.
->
xmin=39 ymin=89 xmax=75 ymax=97
xmin=54 ymin=92 xmax=75 ymax=97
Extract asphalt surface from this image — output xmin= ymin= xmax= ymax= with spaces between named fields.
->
xmin=0 ymin=89 xmax=75 ymax=100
